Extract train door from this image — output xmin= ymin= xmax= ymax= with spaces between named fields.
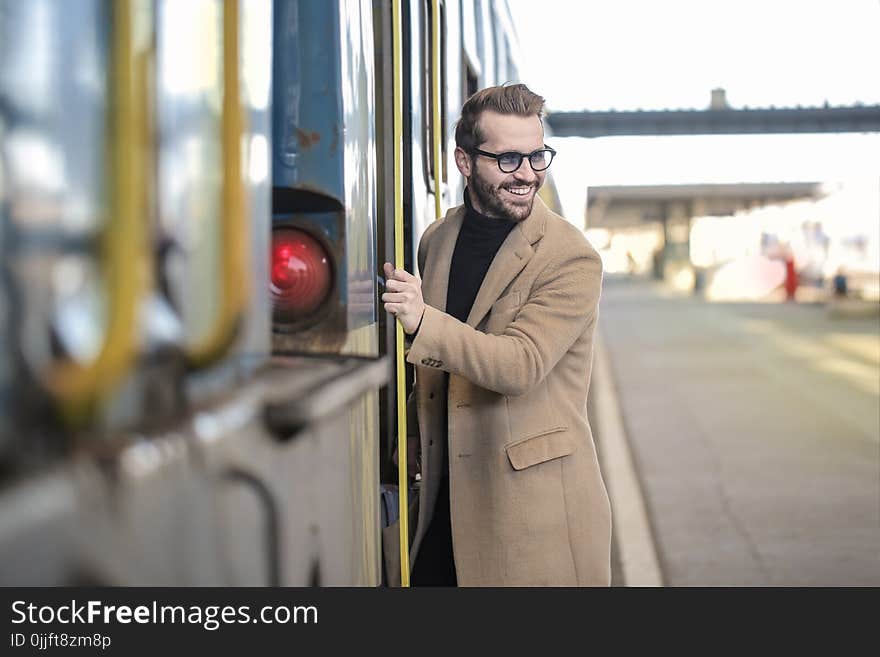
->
xmin=268 ymin=0 xmax=384 ymax=585
xmin=371 ymin=0 xmax=454 ymax=585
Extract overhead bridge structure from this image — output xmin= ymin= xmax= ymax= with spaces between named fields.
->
xmin=546 ymin=104 xmax=880 ymax=138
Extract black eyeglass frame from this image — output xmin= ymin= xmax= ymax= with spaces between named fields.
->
xmin=469 ymin=145 xmax=557 ymax=173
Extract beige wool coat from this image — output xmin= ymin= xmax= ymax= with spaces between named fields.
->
xmin=387 ymin=195 xmax=611 ymax=587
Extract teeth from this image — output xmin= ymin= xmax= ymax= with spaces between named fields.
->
xmin=507 ymin=187 xmax=530 ymax=196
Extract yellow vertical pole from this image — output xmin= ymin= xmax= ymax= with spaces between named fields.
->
xmin=431 ymin=0 xmax=443 ymax=220
xmin=392 ymin=0 xmax=410 ymax=587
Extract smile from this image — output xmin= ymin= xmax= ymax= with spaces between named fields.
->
xmin=504 ymin=186 xmax=533 ymax=197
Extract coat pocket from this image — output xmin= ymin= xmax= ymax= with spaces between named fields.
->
xmin=504 ymin=426 xmax=573 ymax=471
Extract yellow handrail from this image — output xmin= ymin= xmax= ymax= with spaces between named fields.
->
xmin=185 ymin=0 xmax=249 ymax=368
xmin=392 ymin=0 xmax=411 ymax=587
xmin=44 ymin=0 xmax=150 ymax=423
xmin=432 ymin=0 xmax=443 ymax=220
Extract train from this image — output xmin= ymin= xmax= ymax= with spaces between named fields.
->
xmin=0 ymin=0 xmax=563 ymax=586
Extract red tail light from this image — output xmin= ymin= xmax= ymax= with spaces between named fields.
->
xmin=271 ymin=227 xmax=332 ymax=322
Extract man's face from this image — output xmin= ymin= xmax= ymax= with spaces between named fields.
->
xmin=456 ymin=110 xmax=546 ymax=222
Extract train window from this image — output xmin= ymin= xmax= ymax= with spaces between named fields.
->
xmin=507 ymin=54 xmax=518 ymax=83
xmin=0 ymin=1 xmax=113 ymax=373
xmin=156 ymin=0 xmax=224 ymax=350
xmin=421 ymin=0 xmax=447 ymax=193
xmin=440 ymin=2 xmax=448 ymax=184
xmin=494 ymin=9 xmax=507 ymax=83
xmin=461 ymin=0 xmax=481 ymax=80
xmin=477 ymin=0 xmax=501 ymax=84
xmin=474 ymin=0 xmax=485 ymax=76
xmin=420 ymin=0 xmax=430 ymax=187
xmin=465 ymin=61 xmax=478 ymax=100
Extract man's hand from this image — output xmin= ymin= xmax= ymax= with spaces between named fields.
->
xmin=381 ymin=262 xmax=426 ymax=334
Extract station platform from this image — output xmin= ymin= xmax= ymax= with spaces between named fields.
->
xmin=591 ymin=275 xmax=880 ymax=586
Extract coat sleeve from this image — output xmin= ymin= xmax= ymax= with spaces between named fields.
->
xmin=406 ymin=247 xmax=602 ymax=397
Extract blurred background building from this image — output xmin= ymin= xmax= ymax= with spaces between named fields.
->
xmin=511 ymin=0 xmax=880 ymax=308
xmin=510 ymin=0 xmax=879 ymax=586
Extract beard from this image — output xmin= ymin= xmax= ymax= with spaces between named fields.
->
xmin=469 ymin=165 xmax=539 ymax=223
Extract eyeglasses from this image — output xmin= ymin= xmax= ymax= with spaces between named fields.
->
xmin=470 ymin=145 xmax=557 ymax=173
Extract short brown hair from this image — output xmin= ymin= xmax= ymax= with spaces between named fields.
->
xmin=454 ymin=83 xmax=546 ymax=152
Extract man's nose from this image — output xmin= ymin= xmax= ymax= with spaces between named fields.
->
xmin=513 ymin=161 xmax=537 ymax=183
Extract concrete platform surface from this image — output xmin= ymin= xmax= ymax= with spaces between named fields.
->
xmin=593 ymin=276 xmax=880 ymax=586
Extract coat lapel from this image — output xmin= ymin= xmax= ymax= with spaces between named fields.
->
xmin=464 ymin=195 xmax=549 ymax=328
xmin=420 ymin=206 xmax=464 ymax=313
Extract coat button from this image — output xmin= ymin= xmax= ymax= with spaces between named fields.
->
xmin=429 ymin=392 xmax=434 ymax=399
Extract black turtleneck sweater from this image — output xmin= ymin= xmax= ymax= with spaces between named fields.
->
xmin=446 ymin=189 xmax=518 ymax=323
xmin=411 ymin=188 xmax=516 ymax=586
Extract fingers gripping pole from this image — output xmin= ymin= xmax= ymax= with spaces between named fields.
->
xmin=392 ymin=0 xmax=410 ymax=587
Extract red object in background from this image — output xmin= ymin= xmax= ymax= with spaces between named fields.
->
xmin=271 ymin=228 xmax=333 ymax=321
xmin=784 ymin=256 xmax=798 ymax=301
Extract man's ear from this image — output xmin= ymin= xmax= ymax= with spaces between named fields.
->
xmin=454 ymin=147 xmax=471 ymax=178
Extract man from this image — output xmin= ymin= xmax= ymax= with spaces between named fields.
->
xmin=382 ymin=84 xmax=611 ymax=586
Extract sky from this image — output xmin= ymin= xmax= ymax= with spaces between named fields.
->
xmin=508 ymin=0 xmax=880 ymax=112
xmin=506 ymin=0 xmax=880 ymax=221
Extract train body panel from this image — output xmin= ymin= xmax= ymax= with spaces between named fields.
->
xmin=0 ymin=0 xmax=524 ymax=586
